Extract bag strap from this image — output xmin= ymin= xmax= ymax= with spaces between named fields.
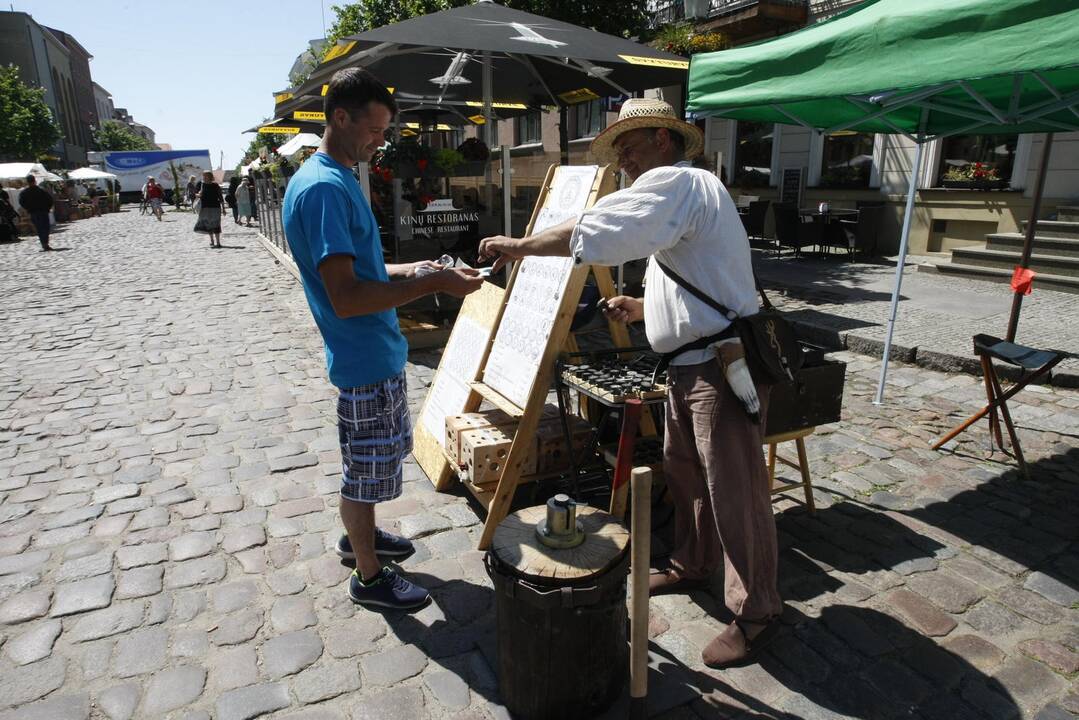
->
xmin=654 ymin=258 xmax=739 ymax=321
xmin=655 ymin=257 xmax=775 ymax=315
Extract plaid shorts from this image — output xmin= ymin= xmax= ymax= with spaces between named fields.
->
xmin=337 ymin=372 xmax=412 ymax=503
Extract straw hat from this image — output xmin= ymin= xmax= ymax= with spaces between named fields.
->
xmin=590 ymin=98 xmax=704 ymax=165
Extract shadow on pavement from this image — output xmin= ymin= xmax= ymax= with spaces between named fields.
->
xmin=641 ymin=604 xmax=1023 ymax=720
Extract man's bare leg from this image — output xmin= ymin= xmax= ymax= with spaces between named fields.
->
xmin=340 ymin=498 xmax=380 ymax=580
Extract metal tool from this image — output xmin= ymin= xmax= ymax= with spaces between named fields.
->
xmin=535 ymin=494 xmax=585 ymax=549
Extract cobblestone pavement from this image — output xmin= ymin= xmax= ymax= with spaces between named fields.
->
xmin=0 ymin=210 xmax=1076 ymax=720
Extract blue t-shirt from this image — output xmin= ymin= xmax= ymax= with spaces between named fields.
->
xmin=282 ymin=152 xmax=407 ymax=388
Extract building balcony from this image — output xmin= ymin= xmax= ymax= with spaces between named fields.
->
xmin=652 ymin=0 xmax=808 ymax=42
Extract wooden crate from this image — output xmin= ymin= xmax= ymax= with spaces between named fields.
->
xmin=462 ymin=424 xmax=538 ymax=486
xmin=446 ymin=409 xmax=516 ymax=466
xmin=534 ymin=416 xmax=594 ymax=474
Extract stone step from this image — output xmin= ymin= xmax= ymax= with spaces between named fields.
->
xmin=925 ymin=261 xmax=1079 ymax=294
xmin=951 ymin=247 xmax=1079 ymax=278
xmin=1058 ymin=206 xmax=1079 ymax=222
xmin=985 ymin=232 xmax=1079 ymax=258
xmin=1019 ymin=219 xmax=1079 ymax=239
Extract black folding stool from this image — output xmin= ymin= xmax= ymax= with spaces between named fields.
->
xmin=933 ymin=334 xmax=1067 ymax=476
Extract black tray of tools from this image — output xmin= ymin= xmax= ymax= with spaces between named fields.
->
xmin=558 ymin=347 xmax=669 ymax=408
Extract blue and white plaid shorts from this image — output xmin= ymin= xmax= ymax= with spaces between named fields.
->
xmin=337 ymin=372 xmax=412 ymax=503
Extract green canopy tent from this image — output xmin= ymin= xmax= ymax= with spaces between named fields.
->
xmin=687 ymin=0 xmax=1079 ymax=403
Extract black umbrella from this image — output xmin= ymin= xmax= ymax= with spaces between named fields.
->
xmin=291 ymin=0 xmax=688 ymax=119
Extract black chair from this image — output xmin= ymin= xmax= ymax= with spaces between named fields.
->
xmin=740 ymin=199 xmax=771 ymax=249
xmin=839 ymin=204 xmax=886 ymax=260
xmin=773 ymin=202 xmax=820 ymax=257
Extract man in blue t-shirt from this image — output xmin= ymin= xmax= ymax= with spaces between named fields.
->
xmin=283 ymin=68 xmax=483 ymax=610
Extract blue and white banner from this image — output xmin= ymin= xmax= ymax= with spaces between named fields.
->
xmin=104 ymin=150 xmax=212 ymax=193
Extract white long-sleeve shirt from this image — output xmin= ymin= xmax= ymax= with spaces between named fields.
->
xmin=569 ymin=161 xmax=758 ymax=365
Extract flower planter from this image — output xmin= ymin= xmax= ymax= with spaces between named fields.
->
xmin=941 ymin=179 xmax=1010 ymax=191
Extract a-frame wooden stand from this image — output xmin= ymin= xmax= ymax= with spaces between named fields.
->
xmin=455 ymin=165 xmax=655 ymax=549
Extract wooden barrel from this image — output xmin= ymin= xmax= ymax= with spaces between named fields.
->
xmin=486 ymin=505 xmax=630 ymax=720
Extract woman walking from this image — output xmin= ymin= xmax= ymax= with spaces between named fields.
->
xmin=235 ymin=176 xmax=255 ymax=227
xmin=194 ymin=171 xmax=224 ymax=247
xmin=185 ymin=175 xmax=199 ymax=210
xmin=226 ymin=176 xmax=240 ymax=224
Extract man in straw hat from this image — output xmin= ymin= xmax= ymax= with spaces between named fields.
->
xmin=479 ymin=98 xmax=781 ymax=668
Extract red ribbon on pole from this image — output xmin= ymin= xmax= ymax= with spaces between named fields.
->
xmin=1010 ymin=266 xmax=1036 ymax=295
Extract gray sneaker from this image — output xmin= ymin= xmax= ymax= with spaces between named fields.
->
xmin=348 ymin=568 xmax=429 ymax=610
xmin=335 ymin=529 xmax=414 ymax=560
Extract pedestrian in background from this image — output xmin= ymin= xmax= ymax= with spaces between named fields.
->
xmin=186 ymin=175 xmax=199 ymax=210
xmin=246 ymin=173 xmax=259 ymax=223
xmin=145 ymin=178 xmax=164 ymax=220
xmin=0 ymin=192 xmax=18 ymax=243
xmin=235 ymin=176 xmax=255 ymax=227
xmin=18 ymin=175 xmax=54 ymax=251
xmin=194 ymin=170 xmax=224 ymax=248
xmin=226 ymin=176 xmax=240 ymax=224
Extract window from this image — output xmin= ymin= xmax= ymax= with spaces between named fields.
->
xmin=937 ymin=134 xmax=1017 ymax=185
xmin=733 ymin=121 xmax=773 ymax=187
xmin=819 ymin=131 xmax=875 ymax=188
xmin=571 ymin=99 xmax=605 ymax=140
xmin=514 ymin=112 xmax=542 ymax=145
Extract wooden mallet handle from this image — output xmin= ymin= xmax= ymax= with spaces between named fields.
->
xmin=629 ymin=465 xmax=652 ymax=719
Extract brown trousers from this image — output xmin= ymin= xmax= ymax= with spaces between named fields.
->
xmin=663 ymin=358 xmax=782 ymax=622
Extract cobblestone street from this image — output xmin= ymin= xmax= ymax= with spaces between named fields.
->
xmin=0 ymin=209 xmax=1077 ymax=719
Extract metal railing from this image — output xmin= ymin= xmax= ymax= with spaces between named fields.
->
xmin=651 ymin=0 xmax=806 ymax=28
xmin=253 ymin=176 xmax=288 ymax=256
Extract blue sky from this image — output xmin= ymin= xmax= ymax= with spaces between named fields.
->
xmin=16 ymin=0 xmax=329 ymax=169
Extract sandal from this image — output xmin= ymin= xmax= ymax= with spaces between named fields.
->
xmin=701 ymin=616 xmax=780 ymax=668
xmin=648 ymin=568 xmax=708 ymax=596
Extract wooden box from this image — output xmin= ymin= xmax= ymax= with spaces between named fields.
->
xmin=446 ymin=409 xmax=516 ymax=465
xmin=534 ymin=417 xmax=594 ymax=474
xmin=765 ymin=359 xmax=846 ymax=436
xmin=462 ymin=424 xmax=537 ymax=486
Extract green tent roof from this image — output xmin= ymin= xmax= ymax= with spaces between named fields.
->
xmin=687 ymin=0 xmax=1079 ymax=138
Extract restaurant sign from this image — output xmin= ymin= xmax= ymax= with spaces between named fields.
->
xmin=400 ymin=199 xmax=479 ymax=238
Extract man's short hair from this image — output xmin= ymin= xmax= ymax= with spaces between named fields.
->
xmin=25 ymin=175 xmax=35 ymax=184
xmin=324 ymin=68 xmax=397 ymax=121
xmin=649 ymin=127 xmax=686 ymax=156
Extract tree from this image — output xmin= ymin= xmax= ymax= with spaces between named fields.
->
xmin=0 ymin=64 xmax=63 ymax=162
xmin=93 ymin=120 xmax=155 ymax=151
xmin=320 ymin=0 xmax=651 ymax=62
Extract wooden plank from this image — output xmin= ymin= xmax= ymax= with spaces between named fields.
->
xmin=412 ymin=282 xmax=506 ymax=490
xmin=469 ymin=382 xmax=526 ymax=419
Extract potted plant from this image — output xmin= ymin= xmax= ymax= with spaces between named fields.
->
xmin=654 ymin=23 xmax=728 ymax=57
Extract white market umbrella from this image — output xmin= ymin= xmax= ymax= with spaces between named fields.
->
xmin=0 ymin=162 xmax=63 ymax=183
xmin=69 ymin=167 xmax=119 ymax=181
xmin=275 ymin=133 xmax=321 ymax=159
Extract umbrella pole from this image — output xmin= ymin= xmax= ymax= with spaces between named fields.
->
xmin=483 ymin=52 xmax=495 ymax=223
xmin=1006 ymin=132 xmax=1054 ymax=343
xmin=873 ymin=138 xmax=925 ymax=405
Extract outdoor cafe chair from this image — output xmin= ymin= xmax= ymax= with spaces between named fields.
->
xmin=773 ymin=202 xmax=820 ymax=257
xmin=740 ymin=199 xmax=772 ymax=251
xmin=838 ymin=204 xmax=886 ymax=261
xmin=933 ymin=334 xmax=1067 ymax=477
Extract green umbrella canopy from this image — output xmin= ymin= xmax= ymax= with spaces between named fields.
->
xmin=687 ymin=0 xmax=1079 ymax=138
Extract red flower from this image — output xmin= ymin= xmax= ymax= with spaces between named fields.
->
xmin=417 ymin=158 xmax=429 ymax=172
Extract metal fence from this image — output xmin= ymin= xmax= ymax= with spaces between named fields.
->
xmin=651 ymin=0 xmax=806 ymax=28
xmin=253 ymin=176 xmax=288 ymax=257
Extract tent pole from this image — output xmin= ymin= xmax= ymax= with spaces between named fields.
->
xmin=1006 ymin=132 xmax=1054 ymax=343
xmin=873 ymin=138 xmax=924 ymax=405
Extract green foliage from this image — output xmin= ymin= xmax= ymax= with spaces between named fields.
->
xmin=434 ymin=148 xmax=464 ymax=173
xmin=94 ymin=119 xmax=155 ymax=151
xmin=0 ymin=64 xmax=63 ymax=161
xmin=240 ymin=124 xmax=292 ymax=164
xmin=320 ymin=0 xmax=652 ymax=62
xmin=654 ymin=23 xmax=728 ymax=56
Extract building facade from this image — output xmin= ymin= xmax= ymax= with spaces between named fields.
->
xmin=45 ymin=27 xmax=96 ymax=146
xmin=93 ymin=82 xmax=114 ymax=129
xmin=0 ymin=11 xmax=87 ymax=166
